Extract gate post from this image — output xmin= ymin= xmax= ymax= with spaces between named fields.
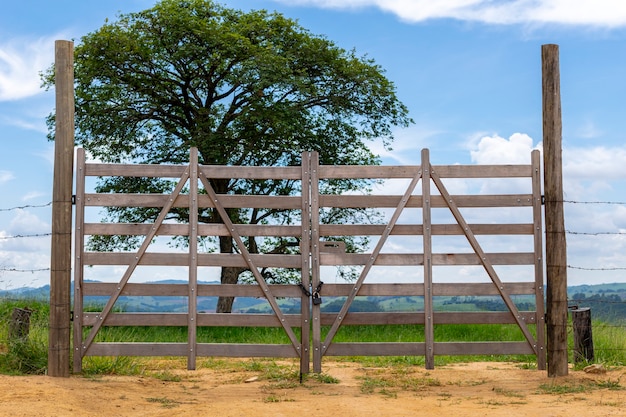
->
xmin=49 ymin=40 xmax=74 ymax=377
xmin=421 ymin=149 xmax=434 ymax=369
xmin=571 ymin=307 xmax=594 ymax=363
xmin=542 ymin=44 xmax=568 ymax=377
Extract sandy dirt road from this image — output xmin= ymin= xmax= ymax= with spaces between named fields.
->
xmin=0 ymin=360 xmax=624 ymax=416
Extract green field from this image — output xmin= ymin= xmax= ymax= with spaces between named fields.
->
xmin=1 ymin=297 xmax=624 ymax=375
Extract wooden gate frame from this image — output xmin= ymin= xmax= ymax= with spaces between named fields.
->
xmin=72 ymin=147 xmax=545 ymax=374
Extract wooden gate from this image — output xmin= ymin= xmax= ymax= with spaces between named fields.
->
xmin=73 ymin=147 xmax=545 ymax=374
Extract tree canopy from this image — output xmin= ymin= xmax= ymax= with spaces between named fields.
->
xmin=44 ymin=0 xmax=412 ymax=312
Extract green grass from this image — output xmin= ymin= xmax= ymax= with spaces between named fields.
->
xmin=537 ymin=378 xmax=623 ymax=395
xmin=2 ymin=298 xmax=626 ymax=376
xmin=0 ymin=299 xmax=49 ymax=375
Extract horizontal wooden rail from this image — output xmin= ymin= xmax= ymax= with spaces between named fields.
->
xmin=82 ymin=311 xmax=538 ymax=327
xmin=82 ymin=282 xmax=538 ymax=298
xmin=81 ymin=251 xmax=534 ymax=267
xmin=86 ymin=342 xmax=298 ymax=358
xmin=317 ymin=164 xmax=533 ymax=179
xmin=82 ymin=193 xmax=534 ymax=209
xmin=83 ymin=222 xmax=534 ymax=237
xmin=324 ymin=341 xmax=534 ymax=357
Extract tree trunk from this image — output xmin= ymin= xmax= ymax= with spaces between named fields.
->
xmin=215 ymin=234 xmax=246 ymax=313
xmin=216 ymin=266 xmax=241 ymax=313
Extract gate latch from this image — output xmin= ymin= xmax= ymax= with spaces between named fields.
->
xmin=298 ymin=282 xmax=324 ymax=306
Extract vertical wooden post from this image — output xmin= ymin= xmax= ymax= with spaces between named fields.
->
xmin=49 ymin=40 xmax=74 ymax=377
xmin=421 ymin=149 xmax=434 ymax=369
xmin=188 ymin=148 xmax=198 ymax=370
xmin=572 ymin=308 xmax=594 ymax=362
xmin=542 ymin=44 xmax=568 ymax=377
xmin=300 ymin=151 xmax=312 ymax=376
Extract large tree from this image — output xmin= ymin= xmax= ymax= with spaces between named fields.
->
xmin=45 ymin=0 xmax=412 ymax=312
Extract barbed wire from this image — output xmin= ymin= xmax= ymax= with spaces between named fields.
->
xmin=0 ymin=233 xmax=52 ymax=240
xmin=0 ymin=202 xmax=52 ymax=212
xmin=566 ymin=230 xmax=626 ymax=236
xmin=562 ymin=200 xmax=626 ymax=205
xmin=1 ymin=201 xmax=626 ymax=273
xmin=568 ymin=265 xmax=626 ymax=271
xmin=0 ymin=267 xmax=50 ymax=273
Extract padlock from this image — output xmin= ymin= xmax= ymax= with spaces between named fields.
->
xmin=312 ymin=292 xmax=322 ymax=305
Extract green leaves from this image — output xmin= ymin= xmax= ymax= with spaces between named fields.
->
xmin=42 ymin=0 xmax=413 ymax=288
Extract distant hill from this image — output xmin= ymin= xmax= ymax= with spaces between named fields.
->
xmin=1 ymin=281 xmax=625 ymax=323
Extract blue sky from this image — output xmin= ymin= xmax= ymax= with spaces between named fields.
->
xmin=2 ymin=0 xmax=626 ymax=289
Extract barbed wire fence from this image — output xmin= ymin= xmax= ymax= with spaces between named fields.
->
xmin=0 ymin=199 xmax=625 ymax=359
xmin=0 ymin=202 xmax=52 ymax=275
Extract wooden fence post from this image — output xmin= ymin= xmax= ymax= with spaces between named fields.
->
xmin=49 ymin=40 xmax=74 ymax=377
xmin=571 ymin=308 xmax=594 ymax=363
xmin=9 ymin=307 xmax=33 ymax=340
xmin=542 ymin=44 xmax=569 ymax=377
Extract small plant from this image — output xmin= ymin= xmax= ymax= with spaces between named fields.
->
xmin=538 ymin=382 xmax=591 ymax=395
xmin=82 ymin=356 xmax=144 ymax=376
xmin=146 ymin=397 xmax=180 ymax=408
xmin=595 ymin=378 xmax=622 ymax=390
xmin=149 ymin=370 xmax=182 ymax=382
xmin=359 ymin=376 xmax=393 ymax=394
xmin=309 ymin=372 xmax=339 ymax=384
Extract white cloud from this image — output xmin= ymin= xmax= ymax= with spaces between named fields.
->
xmin=0 ymin=170 xmax=15 ymax=184
xmin=470 ymin=132 xmax=536 ymax=164
xmin=7 ymin=209 xmax=49 ymax=237
xmin=564 ymin=146 xmax=626 ymax=180
xmin=278 ymin=0 xmax=626 ymax=27
xmin=0 ymin=35 xmax=57 ymax=101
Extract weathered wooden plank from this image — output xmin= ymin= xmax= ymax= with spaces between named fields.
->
xmin=86 ymin=163 xmax=531 ymax=181
xmin=85 ymin=164 xmax=302 ymax=180
xmin=544 ymin=44 xmax=568 ymax=377
xmin=422 ymin=150 xmax=435 ymax=369
xmin=84 ymin=223 xmax=303 ymax=237
xmin=319 ymin=252 xmax=535 ymax=266
xmin=81 ymin=281 xmax=537 ymax=298
xmin=199 ymin=165 xmax=303 ymax=179
xmin=310 ymin=152 xmax=323 ymax=373
xmin=432 ymin=165 xmax=533 ymax=178
xmin=531 ymin=149 xmax=547 ymax=370
xmin=432 ymin=311 xmax=537 ymax=325
xmin=83 ymin=222 xmax=533 ymax=237
xmin=318 ymin=165 xmax=421 ymax=179
xmin=433 ymin=282 xmax=538 ymax=296
xmin=319 ymin=194 xmax=534 ymax=208
xmin=81 ymin=311 xmax=538 ymax=327
xmin=317 ymin=165 xmax=532 ymax=179
xmin=73 ymin=148 xmax=86 ymax=374
xmin=82 ymin=252 xmax=303 ymax=268
xmin=50 ymin=40 xmax=74 ymax=378
xmin=82 ymin=282 xmax=303 ymax=297
xmin=83 ymin=194 xmax=302 ymax=209
xmin=83 ymin=313 xmax=188 ymax=326
xmin=300 ymin=152 xmax=313 ymax=374
xmin=86 ymin=342 xmax=299 ymax=359
xmin=85 ymin=164 xmax=187 ymax=178
xmin=82 ymin=313 xmax=304 ymax=327
xmin=188 ymin=150 xmax=199 ymax=370
xmin=318 ymin=223 xmax=534 ymax=236
xmin=316 ymin=282 xmax=536 ymax=297
xmin=323 ymin=341 xmax=535 ymax=357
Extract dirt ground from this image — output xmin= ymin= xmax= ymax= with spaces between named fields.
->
xmin=0 ymin=360 xmax=624 ymax=417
